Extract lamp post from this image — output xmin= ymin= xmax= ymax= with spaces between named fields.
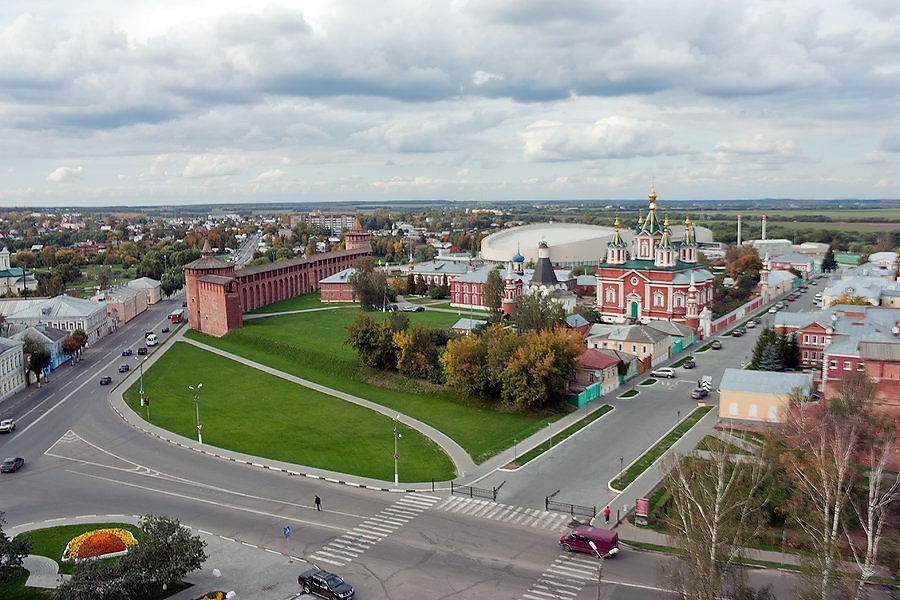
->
xmin=135 ymin=355 xmax=148 ymax=421
xmin=587 ymin=540 xmax=617 ymax=600
xmin=618 ymin=455 xmax=624 ymax=476
xmin=189 ymin=383 xmax=203 ymax=444
xmin=393 ymin=414 xmax=401 ymax=485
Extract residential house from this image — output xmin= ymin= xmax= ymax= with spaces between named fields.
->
xmin=0 ymin=337 xmax=25 ymax=401
xmin=766 ymin=253 xmax=815 ymax=280
xmin=127 ymin=277 xmax=163 ymax=304
xmin=319 ymin=268 xmax=358 ymax=303
xmin=719 ymin=368 xmax=813 ymax=424
xmin=96 ymin=285 xmax=148 ymax=327
xmin=574 ymin=348 xmax=620 ymax=396
xmin=585 ymin=322 xmax=670 ymax=373
xmin=7 ymin=323 xmax=70 ymax=370
xmin=451 ymin=318 xmax=487 ymax=334
xmin=645 ymin=320 xmax=697 ymax=355
xmin=5 ymin=295 xmax=109 ymax=344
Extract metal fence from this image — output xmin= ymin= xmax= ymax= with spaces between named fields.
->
xmin=545 ymin=496 xmax=596 ymax=519
xmin=451 ymin=481 xmax=502 ymax=501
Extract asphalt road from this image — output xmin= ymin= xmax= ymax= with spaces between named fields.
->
xmin=2 ymin=279 xmax=883 ymax=599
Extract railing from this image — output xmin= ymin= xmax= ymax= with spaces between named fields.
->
xmin=451 ymin=480 xmax=503 ymax=501
xmin=545 ymin=490 xmax=596 ymax=519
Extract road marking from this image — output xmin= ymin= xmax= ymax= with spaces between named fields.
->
xmin=433 ymin=496 xmax=572 ymax=532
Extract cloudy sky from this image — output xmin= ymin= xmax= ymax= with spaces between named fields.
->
xmin=1 ymin=0 xmax=898 ymax=206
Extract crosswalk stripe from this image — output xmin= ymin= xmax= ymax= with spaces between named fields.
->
xmin=309 ymin=554 xmax=345 ymax=567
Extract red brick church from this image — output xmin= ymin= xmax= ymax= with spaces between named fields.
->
xmin=595 ymin=187 xmax=714 ymax=330
xmin=184 ymin=223 xmax=371 ymax=337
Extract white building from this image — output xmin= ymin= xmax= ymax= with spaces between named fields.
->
xmin=0 ymin=246 xmax=38 ymax=296
xmin=5 ymin=295 xmax=110 ymax=344
xmin=127 ymin=277 xmax=163 ymax=304
xmin=752 ymin=239 xmax=794 ymax=257
xmin=0 ymin=337 xmax=26 ymax=402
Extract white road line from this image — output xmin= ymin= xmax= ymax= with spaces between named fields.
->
xmin=309 ymin=555 xmax=344 ymax=567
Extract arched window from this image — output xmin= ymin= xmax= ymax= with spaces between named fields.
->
xmin=653 ymin=291 xmax=664 ymax=307
xmin=605 ymin=287 xmax=616 ymax=302
xmin=674 ymin=293 xmax=685 ymax=308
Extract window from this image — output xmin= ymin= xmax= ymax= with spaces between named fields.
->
xmin=643 ymin=345 xmax=647 ymax=353
xmin=748 ymin=404 xmax=758 ymax=418
xmin=843 ymin=361 xmax=851 ymax=371
xmin=729 ymin=402 xmax=739 ymax=416
xmin=803 ymin=335 xmax=809 ymax=344
xmin=653 ymin=291 xmax=664 ymax=307
xmin=767 ymin=406 xmax=779 ymax=421
xmin=674 ymin=293 xmax=684 ymax=308
xmin=802 ymin=351 xmax=808 ymax=360
xmin=632 ymin=345 xmax=637 ymax=353
xmin=606 ymin=287 xmax=616 ymax=302
xmin=857 ymin=362 xmax=865 ymax=371
xmin=829 ymin=360 xmax=836 ymax=369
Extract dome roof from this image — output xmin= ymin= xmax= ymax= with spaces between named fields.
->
xmin=512 ymin=252 xmax=525 ymax=263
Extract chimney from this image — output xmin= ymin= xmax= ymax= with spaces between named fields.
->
xmin=761 ymin=214 xmax=767 ymax=240
xmin=737 ymin=214 xmax=742 ymax=246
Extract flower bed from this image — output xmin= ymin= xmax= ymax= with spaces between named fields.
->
xmin=62 ymin=528 xmax=138 ymax=561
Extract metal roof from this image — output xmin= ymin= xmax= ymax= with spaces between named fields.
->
xmin=719 ymin=368 xmax=812 ymax=396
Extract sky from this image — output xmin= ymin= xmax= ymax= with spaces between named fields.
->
xmin=1 ymin=0 xmax=899 ymax=207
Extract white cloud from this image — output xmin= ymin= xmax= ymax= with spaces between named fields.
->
xmin=473 ymin=69 xmax=503 ymax=85
xmin=182 ymin=154 xmax=244 ymax=178
xmin=254 ymin=169 xmax=285 ymax=182
xmin=522 ymin=116 xmax=684 ymax=162
xmin=46 ymin=165 xmax=84 ymax=183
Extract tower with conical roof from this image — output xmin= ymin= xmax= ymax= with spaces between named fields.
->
xmin=633 ymin=185 xmax=664 ymax=261
xmin=183 ymin=239 xmax=242 ymax=336
xmin=502 ymin=258 xmax=523 ymax=317
xmin=606 ymin=215 xmax=628 ymax=266
xmin=654 ymin=214 xmax=676 ymax=268
xmin=679 ymin=216 xmax=698 ymax=264
xmin=344 ymin=218 xmax=372 ymax=253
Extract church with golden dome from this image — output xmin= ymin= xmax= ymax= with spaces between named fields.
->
xmin=595 ymin=186 xmax=714 ymax=330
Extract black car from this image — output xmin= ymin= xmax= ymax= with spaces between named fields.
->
xmin=118 ymin=364 xmax=130 ymax=373
xmin=1 ymin=457 xmax=24 ymax=472
xmin=752 ymin=317 xmax=762 ymax=325
xmin=138 ymin=347 xmax=148 ymax=355
xmin=683 ymin=359 xmax=696 ymax=369
xmin=732 ymin=330 xmax=744 ymax=337
xmin=122 ymin=348 xmax=132 ymax=356
xmin=99 ymin=376 xmax=112 ymax=386
xmin=161 ymin=326 xmax=170 ymax=333
xmin=298 ymin=568 xmax=355 ymax=599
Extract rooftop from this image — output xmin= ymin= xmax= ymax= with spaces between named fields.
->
xmin=720 ymin=368 xmax=812 ymax=396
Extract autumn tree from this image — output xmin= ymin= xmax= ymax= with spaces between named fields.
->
xmin=828 ymin=294 xmax=872 ymax=307
xmin=513 ymin=292 xmax=566 ymax=333
xmin=345 ymin=314 xmax=400 ymax=369
xmin=393 ymin=326 xmax=438 ymax=379
xmin=348 ymin=256 xmax=388 ymax=310
xmin=440 ymin=334 xmax=491 ymax=398
xmin=663 ymin=436 xmax=771 ymax=600
xmin=500 ymin=328 xmax=581 ymax=408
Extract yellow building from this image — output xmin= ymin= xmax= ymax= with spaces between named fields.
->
xmin=718 ymin=368 xmax=812 ymax=424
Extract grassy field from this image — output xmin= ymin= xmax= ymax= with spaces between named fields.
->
xmin=611 ymin=406 xmax=713 ymax=491
xmin=183 ymin=308 xmax=563 ymax=463
xmin=246 ymin=292 xmax=331 ymax=314
xmin=125 ymin=343 xmax=456 ymax=481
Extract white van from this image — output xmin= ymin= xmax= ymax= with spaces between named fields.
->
xmin=145 ymin=334 xmax=159 ymax=347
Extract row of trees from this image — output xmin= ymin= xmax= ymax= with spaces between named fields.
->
xmin=0 ymin=513 xmax=206 ymax=600
xmin=662 ymin=375 xmax=898 ymax=600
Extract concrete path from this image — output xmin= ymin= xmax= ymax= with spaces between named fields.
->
xmin=22 ymin=554 xmax=69 ymax=588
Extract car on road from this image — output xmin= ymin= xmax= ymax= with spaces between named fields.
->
xmin=161 ymin=326 xmax=170 ymax=333
xmin=138 ymin=347 xmax=148 ymax=355
xmin=690 ymin=388 xmax=709 ymax=399
xmin=768 ymin=306 xmax=778 ymax=314
xmin=298 ymin=568 xmax=355 ymax=599
xmin=118 ymin=364 xmax=130 ymax=373
xmin=682 ymin=359 xmax=696 ymax=369
xmin=732 ymin=330 xmax=744 ymax=337
xmin=746 ymin=321 xmax=756 ymax=328
xmin=99 ymin=376 xmax=112 ymax=386
xmin=650 ymin=367 xmax=676 ymax=378
xmin=0 ymin=419 xmax=15 ymax=433
xmin=122 ymin=348 xmax=132 ymax=356
xmin=559 ymin=525 xmax=619 ymax=558
xmin=753 ymin=317 xmax=762 ymax=325
xmin=711 ymin=340 xmax=723 ymax=350
xmin=1 ymin=457 xmax=24 ymax=472
xmin=401 ymin=304 xmax=425 ymax=312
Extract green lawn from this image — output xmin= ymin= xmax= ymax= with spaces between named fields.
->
xmin=246 ymin=292 xmax=332 ymax=314
xmin=620 ymin=389 xmax=639 ymax=398
xmin=126 ymin=343 xmax=455 ymax=481
xmin=639 ymin=378 xmax=657 ymax=386
xmin=611 ymin=406 xmax=713 ymax=491
xmin=183 ymin=308 xmax=562 ymax=463
xmin=695 ymin=435 xmax=749 ymax=455
xmin=671 ymin=355 xmax=693 ymax=368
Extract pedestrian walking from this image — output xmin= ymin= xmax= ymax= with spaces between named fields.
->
xmin=603 ymin=505 xmax=611 ymax=523
xmin=315 ymin=496 xmax=321 ymax=511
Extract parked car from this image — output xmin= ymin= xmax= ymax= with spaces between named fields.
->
xmin=746 ymin=321 xmax=756 ymax=329
xmin=650 ymin=367 xmax=676 ymax=378
xmin=122 ymin=348 xmax=132 ymax=356
xmin=298 ymin=568 xmax=355 ymax=599
xmin=0 ymin=419 xmax=15 ymax=433
xmin=752 ymin=317 xmax=762 ymax=325
xmin=379 ymin=304 xmax=399 ymax=312
xmin=99 ymin=376 xmax=112 ymax=386
xmin=118 ymin=364 xmax=130 ymax=373
xmin=711 ymin=340 xmax=723 ymax=350
xmin=1 ymin=457 xmax=24 ymax=472
xmin=401 ymin=304 xmax=425 ymax=312
xmin=682 ymin=359 xmax=696 ymax=369
xmin=690 ymin=388 xmax=709 ymax=399
xmin=161 ymin=326 xmax=170 ymax=333
xmin=732 ymin=330 xmax=744 ymax=337
xmin=137 ymin=347 xmax=148 ymax=355
xmin=768 ymin=307 xmax=778 ymax=314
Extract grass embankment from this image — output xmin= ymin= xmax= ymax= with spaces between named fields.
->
xmin=611 ymin=406 xmax=713 ymax=491
xmin=511 ymin=405 xmax=613 ymax=467
xmin=2 ymin=524 xmax=190 ymax=600
xmin=183 ymin=308 xmax=562 ymax=464
xmin=247 ymin=292 xmax=331 ymax=314
xmin=126 ymin=343 xmax=455 ymax=482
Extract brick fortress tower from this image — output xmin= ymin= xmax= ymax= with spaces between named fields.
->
xmin=183 ymin=239 xmax=243 ymax=337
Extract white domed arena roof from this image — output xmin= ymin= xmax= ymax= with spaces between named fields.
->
xmin=480 ymin=222 xmax=714 ymax=265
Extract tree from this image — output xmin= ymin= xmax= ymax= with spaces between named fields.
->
xmin=828 ymin=293 xmax=872 ymax=307
xmin=345 ymin=314 xmax=399 ymax=369
xmin=757 ymin=345 xmax=784 ymax=372
xmin=483 ymin=268 xmax=504 ymax=321
xmin=23 ymin=337 xmax=51 ymax=383
xmin=406 ymin=273 xmax=416 ymax=295
xmin=513 ymin=293 xmax=566 ymax=333
xmin=348 ymin=257 xmax=388 ymax=311
xmin=415 ymin=274 xmax=428 ymax=296
xmin=71 ymin=329 xmax=88 ymax=356
xmin=499 ymin=328 xmax=582 ymax=408
xmin=440 ymin=334 xmax=491 ymax=398
xmin=62 ymin=334 xmax=81 ymax=361
xmin=53 ymin=558 xmax=142 ymax=600
xmin=96 ymin=266 xmax=112 ymax=290
xmin=393 ymin=326 xmax=438 ymax=379
xmin=0 ymin=512 xmax=31 ymax=583
xmin=127 ymin=514 xmax=206 ymax=588
xmin=160 ymin=272 xmax=182 ymax=297
xmin=822 ymin=247 xmax=837 ymax=272
xmin=574 ymin=304 xmax=602 ymax=323
xmin=663 ymin=435 xmax=771 ymax=600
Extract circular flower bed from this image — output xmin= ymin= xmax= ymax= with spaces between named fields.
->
xmin=199 ymin=592 xmax=225 ymax=600
xmin=62 ymin=528 xmax=138 ymax=560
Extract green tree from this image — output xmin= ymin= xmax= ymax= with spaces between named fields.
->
xmin=483 ymin=268 xmax=504 ymax=321
xmin=574 ymin=304 xmax=602 ymax=323
xmin=96 ymin=266 xmax=112 ymax=290
xmin=0 ymin=512 xmax=31 ymax=583
xmin=53 ymin=557 xmax=140 ymax=600
xmin=499 ymin=328 xmax=582 ymax=408
xmin=160 ymin=272 xmax=182 ymax=297
xmin=23 ymin=337 xmax=51 ymax=382
xmin=345 ymin=314 xmax=398 ymax=369
xmin=127 ymin=514 xmax=207 ymax=588
xmin=440 ymin=334 xmax=491 ymax=398
xmin=513 ymin=293 xmax=566 ymax=333
xmin=406 ymin=273 xmax=416 ymax=295
xmin=35 ymin=272 xmax=65 ymax=296
xmin=758 ymin=345 xmax=784 ymax=372
xmin=415 ymin=275 xmax=428 ymax=296
xmin=822 ymin=247 xmax=837 ymax=272
xmin=748 ymin=327 xmax=776 ymax=370
xmin=348 ymin=257 xmax=388 ymax=311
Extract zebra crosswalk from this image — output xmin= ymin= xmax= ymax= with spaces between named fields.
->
xmin=432 ymin=496 xmax=575 ymax=531
xmin=521 ymin=554 xmax=599 ymax=600
xmin=309 ymin=493 xmax=439 ymax=567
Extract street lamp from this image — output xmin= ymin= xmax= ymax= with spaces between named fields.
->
xmin=587 ymin=540 xmax=618 ymax=600
xmin=135 ymin=355 xmax=148 ymax=421
xmin=189 ymin=383 xmax=203 ymax=444
xmin=618 ymin=455 xmax=624 ymax=475
xmin=393 ymin=414 xmax=401 ymax=485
